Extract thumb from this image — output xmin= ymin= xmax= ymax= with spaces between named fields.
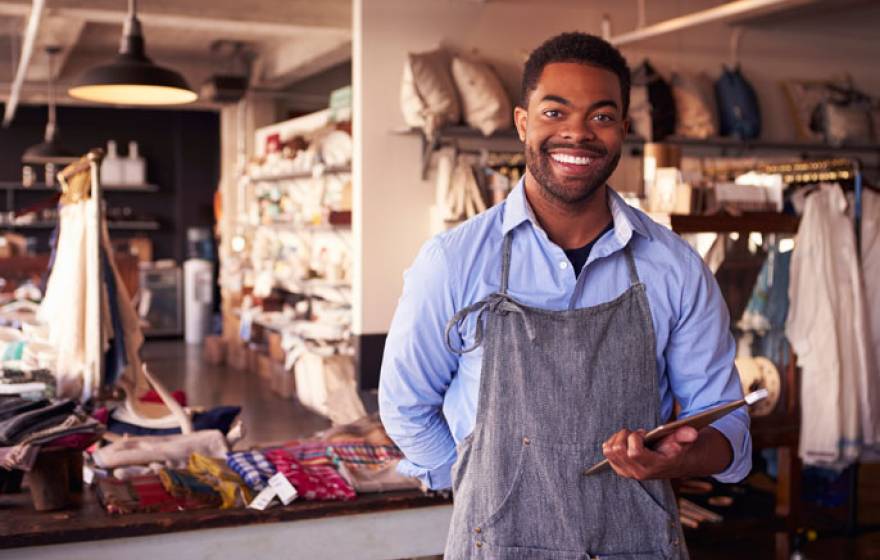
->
xmin=674 ymin=426 xmax=699 ymax=444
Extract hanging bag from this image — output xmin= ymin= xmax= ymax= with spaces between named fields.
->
xmin=715 ymin=65 xmax=761 ymax=139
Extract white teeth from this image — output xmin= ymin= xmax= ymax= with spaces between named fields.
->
xmin=551 ymin=153 xmax=592 ymax=165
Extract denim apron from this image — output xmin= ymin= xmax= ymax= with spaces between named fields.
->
xmin=443 ymin=232 xmax=688 ymax=559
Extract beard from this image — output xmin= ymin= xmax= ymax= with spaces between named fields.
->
xmin=525 ymin=139 xmax=621 ymax=206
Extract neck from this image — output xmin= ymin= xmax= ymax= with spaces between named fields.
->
xmin=523 ymin=171 xmax=613 ymax=250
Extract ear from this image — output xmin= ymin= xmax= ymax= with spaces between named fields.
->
xmin=621 ymin=117 xmax=630 ymax=137
xmin=513 ymin=106 xmax=528 ymax=142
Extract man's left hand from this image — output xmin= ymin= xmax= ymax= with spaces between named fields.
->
xmin=601 ymin=426 xmax=699 ymax=480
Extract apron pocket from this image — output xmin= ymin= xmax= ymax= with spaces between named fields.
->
xmin=482 ymin=544 xmax=589 ymax=559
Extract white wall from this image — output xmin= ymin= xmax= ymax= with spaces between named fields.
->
xmin=354 ymin=0 xmax=880 ymax=335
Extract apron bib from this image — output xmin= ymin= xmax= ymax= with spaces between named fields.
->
xmin=444 ymin=233 xmax=688 ymax=560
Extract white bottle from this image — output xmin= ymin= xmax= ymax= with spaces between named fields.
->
xmin=123 ymin=141 xmax=146 ymax=186
xmin=101 ymin=140 xmax=123 ymax=185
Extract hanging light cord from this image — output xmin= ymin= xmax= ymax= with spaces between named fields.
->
xmin=45 ymin=47 xmax=56 ymax=142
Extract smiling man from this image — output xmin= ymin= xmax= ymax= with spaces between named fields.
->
xmin=379 ymin=32 xmax=750 ymax=559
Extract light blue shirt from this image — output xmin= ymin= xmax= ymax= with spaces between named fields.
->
xmin=379 ymin=181 xmax=751 ymax=489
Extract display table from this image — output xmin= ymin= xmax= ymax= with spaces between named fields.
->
xmin=0 ymin=489 xmax=453 ymax=559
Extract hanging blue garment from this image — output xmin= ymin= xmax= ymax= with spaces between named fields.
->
xmin=743 ymin=243 xmax=792 ymax=365
xmin=101 ymin=248 xmax=128 ymax=386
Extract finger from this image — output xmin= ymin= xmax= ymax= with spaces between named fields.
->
xmin=603 ymin=429 xmax=634 ymax=477
xmin=656 ymin=427 xmax=698 ymax=457
xmin=627 ymin=430 xmax=646 ymax=459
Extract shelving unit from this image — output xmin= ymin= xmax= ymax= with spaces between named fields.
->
xmin=0 ymin=182 xmax=160 ymax=193
xmin=0 ymin=220 xmax=161 ymax=231
xmin=249 ymin=165 xmax=352 ymax=183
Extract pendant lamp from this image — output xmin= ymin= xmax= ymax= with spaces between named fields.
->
xmin=22 ymin=46 xmax=76 ymax=164
xmin=68 ymin=0 xmax=197 ymax=106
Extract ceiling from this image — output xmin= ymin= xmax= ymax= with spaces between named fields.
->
xmin=0 ymin=0 xmax=352 ymax=108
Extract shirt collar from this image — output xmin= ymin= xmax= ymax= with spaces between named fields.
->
xmin=501 ymin=178 xmax=652 ymax=242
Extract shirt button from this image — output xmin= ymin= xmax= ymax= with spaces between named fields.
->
xmin=475 ymin=527 xmax=482 ymax=534
xmin=522 ymin=437 xmax=530 ymax=445
xmin=475 ymin=541 xmax=483 ymax=548
xmin=559 ymin=261 xmax=568 ymax=270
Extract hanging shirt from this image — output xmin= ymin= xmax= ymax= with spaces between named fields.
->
xmin=379 ymin=180 xmax=751 ymax=490
xmin=563 ymin=220 xmax=615 ymax=278
xmin=787 ymin=183 xmax=880 ymax=468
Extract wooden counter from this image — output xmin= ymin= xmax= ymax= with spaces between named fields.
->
xmin=0 ymin=488 xmax=453 ymax=559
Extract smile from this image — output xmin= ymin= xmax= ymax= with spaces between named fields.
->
xmin=550 ymin=153 xmax=593 ymax=166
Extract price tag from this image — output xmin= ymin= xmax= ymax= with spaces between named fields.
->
xmin=268 ymin=472 xmax=298 ymax=505
xmin=247 ymin=486 xmax=278 ymax=510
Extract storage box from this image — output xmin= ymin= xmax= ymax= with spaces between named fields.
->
xmin=226 ymin=340 xmax=247 ymax=371
xmin=202 ymin=335 xmax=226 ymax=366
xmin=222 ymin=312 xmax=241 ymax=344
xmin=255 ymin=351 xmax=272 ymax=380
xmin=267 ymin=331 xmax=285 ymax=363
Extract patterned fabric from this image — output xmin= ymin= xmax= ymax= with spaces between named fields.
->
xmin=188 ymin=452 xmax=252 ymax=509
xmin=283 ymin=440 xmax=403 ymax=467
xmin=96 ymin=474 xmax=181 ymax=514
xmin=265 ymin=448 xmax=355 ymax=501
xmin=159 ymin=468 xmax=223 ymax=510
xmin=226 ymin=450 xmax=277 ymax=492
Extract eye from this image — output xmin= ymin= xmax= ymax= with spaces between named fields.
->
xmin=542 ymin=109 xmax=562 ymax=119
xmin=592 ymin=113 xmax=616 ymax=123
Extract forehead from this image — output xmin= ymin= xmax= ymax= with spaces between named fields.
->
xmin=530 ymin=62 xmax=621 ymax=107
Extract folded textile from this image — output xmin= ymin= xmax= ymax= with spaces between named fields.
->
xmin=96 ymin=474 xmax=183 ymax=515
xmin=187 ymin=452 xmax=251 ymax=509
xmin=92 ymin=430 xmax=228 ymax=470
xmin=158 ymin=468 xmax=222 ymax=510
xmin=334 ymin=459 xmax=421 ymax=493
xmin=0 ymin=444 xmax=39 ymax=471
xmin=0 ymin=399 xmax=76 ymax=445
xmin=0 ymin=398 xmax=49 ymax=422
xmin=265 ymin=448 xmax=355 ymax=501
xmin=313 ymin=413 xmax=395 ymax=446
xmin=107 ymin=406 xmax=241 ymax=437
xmin=226 ymin=450 xmax=276 ymax=492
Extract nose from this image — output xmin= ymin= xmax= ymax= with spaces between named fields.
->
xmin=559 ymin=116 xmax=597 ymax=143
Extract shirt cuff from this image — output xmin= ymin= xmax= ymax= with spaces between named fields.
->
xmin=710 ymin=412 xmax=752 ymax=483
xmin=397 ymin=457 xmax=454 ymax=490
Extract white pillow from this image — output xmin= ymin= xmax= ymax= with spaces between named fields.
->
xmin=400 ymin=48 xmax=461 ymax=138
xmin=451 ymin=56 xmax=512 ymax=136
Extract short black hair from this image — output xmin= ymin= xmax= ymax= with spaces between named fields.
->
xmin=521 ymin=32 xmax=631 ymax=117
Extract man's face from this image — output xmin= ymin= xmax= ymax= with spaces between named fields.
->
xmin=514 ymin=62 xmax=628 ymax=205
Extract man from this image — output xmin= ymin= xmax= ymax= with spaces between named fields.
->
xmin=379 ymin=32 xmax=750 ymax=559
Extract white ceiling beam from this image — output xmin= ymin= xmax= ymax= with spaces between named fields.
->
xmin=254 ymin=38 xmax=351 ymax=88
xmin=0 ymin=2 xmax=349 ymax=39
xmin=609 ymin=0 xmax=820 ymax=46
xmin=27 ymin=16 xmax=87 ymax=82
xmin=2 ymin=0 xmax=45 ymax=127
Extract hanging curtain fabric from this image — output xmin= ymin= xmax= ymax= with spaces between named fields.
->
xmin=786 ymin=183 xmax=880 ymax=469
xmin=37 ymin=153 xmax=190 ymax=432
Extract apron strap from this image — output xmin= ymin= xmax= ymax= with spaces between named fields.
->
xmin=624 ymin=243 xmax=640 ymax=286
xmin=500 ymin=233 xmax=513 ymax=295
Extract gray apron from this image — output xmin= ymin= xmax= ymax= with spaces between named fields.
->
xmin=443 ymin=233 xmax=688 ymax=559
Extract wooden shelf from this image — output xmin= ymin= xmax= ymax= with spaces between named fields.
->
xmin=671 ymin=212 xmax=800 ymax=234
xmin=0 ymin=182 xmax=160 ymax=193
xmin=249 ymin=165 xmax=352 ymax=182
xmin=1 ymin=220 xmax=161 ymax=231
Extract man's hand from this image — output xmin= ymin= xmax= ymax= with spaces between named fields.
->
xmin=602 ymin=426 xmax=732 ymax=480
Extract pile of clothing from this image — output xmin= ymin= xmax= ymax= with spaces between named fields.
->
xmin=94 ymin=413 xmax=419 ymax=514
xmin=0 ymin=397 xmax=103 ymax=472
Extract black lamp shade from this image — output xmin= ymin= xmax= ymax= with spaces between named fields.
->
xmin=69 ymin=51 xmax=197 ymax=105
xmin=22 ymin=136 xmax=77 ymax=164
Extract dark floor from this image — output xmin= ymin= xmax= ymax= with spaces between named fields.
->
xmin=142 ymin=340 xmax=880 ymax=559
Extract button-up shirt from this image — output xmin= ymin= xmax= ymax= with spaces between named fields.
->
xmin=379 ymin=181 xmax=751 ymax=489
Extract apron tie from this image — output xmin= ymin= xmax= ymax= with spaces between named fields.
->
xmin=445 ymin=293 xmax=536 ymax=354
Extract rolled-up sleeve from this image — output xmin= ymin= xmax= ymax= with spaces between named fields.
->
xmin=379 ymin=238 xmax=460 ymax=490
xmin=666 ymin=249 xmax=752 ymax=483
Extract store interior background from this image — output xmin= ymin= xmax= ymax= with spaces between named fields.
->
xmin=0 ymin=0 xmax=879 ymax=558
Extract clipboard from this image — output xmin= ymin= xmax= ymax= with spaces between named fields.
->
xmin=582 ymin=389 xmax=767 ymax=476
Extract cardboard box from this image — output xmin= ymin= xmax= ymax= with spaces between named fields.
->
xmin=202 ymin=335 xmax=226 ymax=366
xmin=226 ymin=340 xmax=247 ymax=371
xmin=267 ymin=331 xmax=285 ymax=363
xmin=222 ymin=312 xmax=241 ymax=344
xmin=256 ymin=352 xmax=273 ymax=381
